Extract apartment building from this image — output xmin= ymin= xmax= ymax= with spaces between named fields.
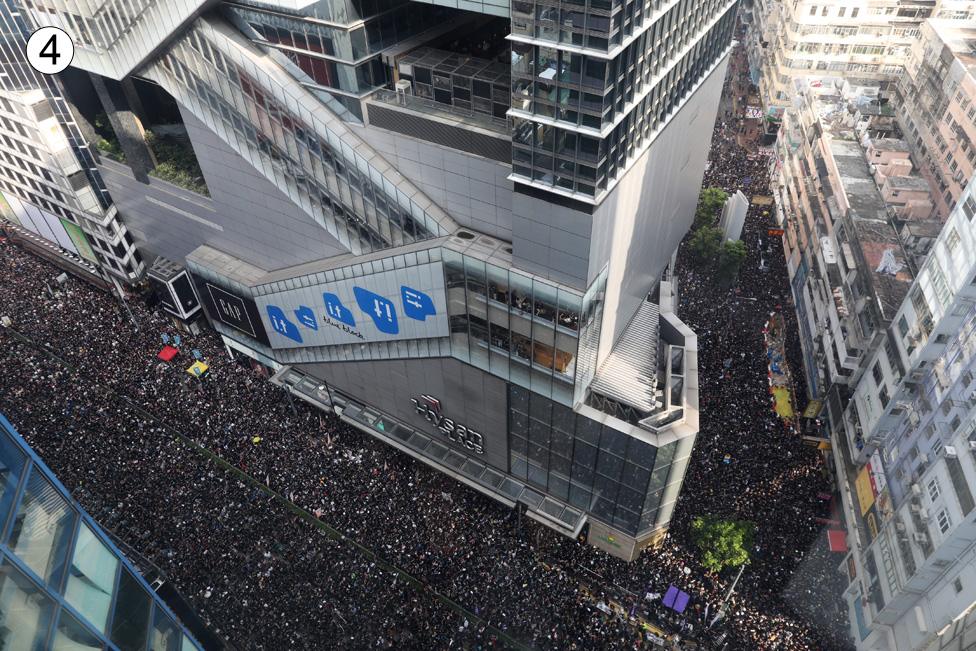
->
xmin=831 ymin=174 xmax=976 ymax=651
xmin=747 ymin=0 xmax=975 ymax=123
xmin=895 ymin=19 xmax=976 ymax=222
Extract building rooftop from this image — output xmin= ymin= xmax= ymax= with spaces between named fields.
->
xmin=928 ymin=19 xmax=976 ymax=75
xmin=886 ymin=175 xmax=932 ymax=191
xmin=828 ymin=137 xmax=914 ymax=321
xmin=870 ymin=138 xmax=911 ymax=153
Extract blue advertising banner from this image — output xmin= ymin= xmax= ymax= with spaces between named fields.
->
xmin=255 ymin=261 xmax=447 ymax=348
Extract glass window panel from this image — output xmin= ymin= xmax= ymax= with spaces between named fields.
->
xmin=550 ymin=453 xmax=572 ymax=476
xmin=569 ymin=482 xmax=591 ymax=509
xmin=551 ymin=428 xmax=573 ymax=458
xmin=0 ymin=561 xmax=55 ymax=650
xmin=600 ymin=427 xmax=629 ymax=457
xmin=510 ymin=384 xmax=530 ymax=414
xmin=52 ymin=609 xmax=101 ymax=651
xmin=572 ymin=462 xmax=595 ymax=486
xmin=548 ymin=472 xmax=570 ymax=500
xmin=627 ymin=439 xmax=657 ymax=468
xmin=182 ymin=635 xmax=201 ymax=651
xmin=550 ymin=403 xmax=574 ymax=434
xmin=150 ymin=606 xmax=181 ymax=651
xmin=574 ymin=441 xmax=598 ymax=469
xmin=621 ymin=461 xmax=651 ymax=492
xmin=9 ymin=468 xmax=76 ymax=587
xmin=597 ymin=451 xmax=624 ymax=481
xmin=65 ymin=523 xmax=119 ymax=633
xmin=575 ymin=418 xmax=601 ymax=445
xmin=0 ymin=431 xmax=27 ymax=533
xmin=529 ymin=393 xmax=551 ymax=422
xmin=527 ymin=462 xmax=547 ymax=488
xmin=510 ymin=410 xmax=529 ymax=436
xmin=110 ymin=569 xmax=151 ymax=651
xmin=510 ymin=453 xmax=528 ymax=479
xmin=511 ymin=435 xmax=528 ymax=456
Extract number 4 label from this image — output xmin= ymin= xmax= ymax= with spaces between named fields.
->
xmin=26 ymin=27 xmax=74 ymax=75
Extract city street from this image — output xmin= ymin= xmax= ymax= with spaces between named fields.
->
xmin=0 ymin=43 xmax=852 ymax=651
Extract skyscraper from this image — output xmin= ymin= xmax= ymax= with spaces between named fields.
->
xmin=4 ymin=0 xmax=736 ymax=560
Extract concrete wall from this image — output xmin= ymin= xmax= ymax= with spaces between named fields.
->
xmin=102 ymin=108 xmax=347 ymax=271
xmin=302 ymin=356 xmax=511 ymax=473
xmin=590 ymin=55 xmax=729 ymax=353
xmin=353 ymin=124 xmax=514 ymax=242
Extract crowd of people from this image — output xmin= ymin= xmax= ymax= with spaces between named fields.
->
xmin=0 ymin=40 xmax=854 ymax=651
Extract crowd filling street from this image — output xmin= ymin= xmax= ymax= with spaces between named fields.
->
xmin=0 ymin=41 xmax=854 ymax=651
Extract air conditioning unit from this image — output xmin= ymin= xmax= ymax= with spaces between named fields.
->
xmin=911 ymin=503 xmax=923 ymax=513
xmin=968 ymin=440 xmax=976 ymax=450
xmin=912 ymin=483 xmax=923 ymax=496
xmin=896 ymin=522 xmax=907 ymax=532
xmin=920 ymin=453 xmax=930 ymax=464
xmin=919 ymin=508 xmax=930 ymax=520
xmin=913 ymin=532 xmax=929 ymax=544
xmin=945 ymin=445 xmax=958 ymax=459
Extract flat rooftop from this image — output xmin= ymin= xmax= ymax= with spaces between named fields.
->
xmin=886 ymin=175 xmax=931 ymax=191
xmin=928 ymin=19 xmax=976 ymax=76
xmin=829 ymin=137 xmax=914 ymax=322
xmin=870 ymin=138 xmax=910 ymax=153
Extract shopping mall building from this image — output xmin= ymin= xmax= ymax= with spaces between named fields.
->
xmin=0 ymin=0 xmax=736 ymax=559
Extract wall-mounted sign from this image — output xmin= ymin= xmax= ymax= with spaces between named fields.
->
xmin=189 ymin=274 xmax=270 ymax=347
xmin=255 ymin=261 xmax=448 ymax=348
xmin=411 ymin=394 xmax=484 ymax=454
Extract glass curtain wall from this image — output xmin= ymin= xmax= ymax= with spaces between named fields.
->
xmin=511 ymin=4 xmax=736 ymax=196
xmin=444 ymin=249 xmax=581 ymax=405
xmin=145 ymin=20 xmax=451 ymax=256
xmin=508 ymin=386 xmax=691 ymax=536
xmin=0 ymin=420 xmax=202 ymax=650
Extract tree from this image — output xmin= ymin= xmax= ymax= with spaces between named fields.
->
xmin=690 ymin=515 xmax=754 ymax=573
xmin=694 ymin=187 xmax=729 ymax=229
xmin=688 ymin=226 xmax=723 ymax=264
xmin=718 ymin=239 xmax=747 ymax=279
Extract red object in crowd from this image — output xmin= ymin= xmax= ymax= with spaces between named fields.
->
xmin=827 ymin=529 xmax=848 ymax=553
xmin=158 ymin=345 xmax=179 ymax=362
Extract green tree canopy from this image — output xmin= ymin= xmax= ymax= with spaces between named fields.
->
xmin=694 ymin=187 xmax=729 ymax=229
xmin=718 ymin=239 xmax=748 ymax=279
xmin=688 ymin=226 xmax=723 ymax=264
xmin=690 ymin=515 xmax=754 ymax=573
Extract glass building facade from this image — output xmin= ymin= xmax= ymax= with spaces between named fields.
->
xmin=509 ymin=0 xmax=737 ymax=197
xmin=508 ymin=386 xmax=694 ymax=536
xmin=144 ymin=19 xmax=456 ymax=256
xmin=444 ymin=247 xmax=581 ymax=405
xmin=0 ymin=415 xmax=203 ymax=651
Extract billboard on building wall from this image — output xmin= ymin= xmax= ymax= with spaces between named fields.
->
xmin=0 ymin=191 xmax=94 ymax=260
xmin=188 ymin=272 xmax=271 ymax=347
xmin=254 ymin=261 xmax=448 ymax=348
xmin=60 ymin=219 xmax=97 ymax=263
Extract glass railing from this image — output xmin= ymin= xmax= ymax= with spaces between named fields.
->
xmin=369 ymin=89 xmax=511 ymax=135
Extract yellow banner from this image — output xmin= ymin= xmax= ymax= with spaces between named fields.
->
xmin=186 ymin=361 xmax=209 ymax=377
xmin=855 ymin=467 xmax=875 ymax=515
xmin=802 ymin=400 xmax=823 ymax=418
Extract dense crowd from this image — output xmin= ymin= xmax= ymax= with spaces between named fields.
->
xmin=0 ymin=41 xmax=853 ymax=651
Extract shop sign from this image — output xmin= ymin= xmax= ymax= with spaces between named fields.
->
xmin=411 ymin=394 xmax=484 ymax=454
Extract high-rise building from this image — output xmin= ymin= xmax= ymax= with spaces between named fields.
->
xmin=747 ymin=0 xmax=975 ymax=124
xmin=0 ymin=413 xmax=207 ymax=650
xmin=894 ymin=19 xmax=976 ymax=222
xmin=3 ymin=0 xmax=737 ymax=560
xmin=0 ymin=2 xmax=144 ymax=284
xmin=829 ymin=175 xmax=976 ymax=651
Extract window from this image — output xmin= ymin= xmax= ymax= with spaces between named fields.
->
xmin=954 ymin=577 xmax=963 ymax=594
xmin=945 ymin=228 xmax=960 ymax=255
xmin=0 ymin=561 xmax=55 ymax=649
xmin=873 ymin=361 xmax=883 ymax=385
xmin=64 ymin=523 xmax=119 ymax=633
xmin=879 ymin=386 xmax=889 ymax=408
xmin=851 ymin=7 xmax=859 ymax=17
xmin=8 ymin=469 xmax=75 ymax=587
xmin=938 ymin=509 xmax=952 ymax=534
xmin=838 ymin=6 xmax=846 ymax=16
xmin=928 ymin=477 xmax=941 ymax=501
xmin=809 ymin=4 xmax=817 ymax=15
xmin=821 ymin=5 xmax=828 ymax=15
